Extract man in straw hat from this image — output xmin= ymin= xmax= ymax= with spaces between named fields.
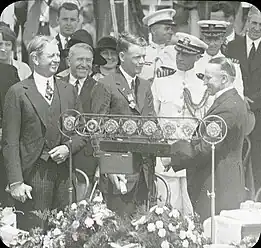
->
xmin=139 ymin=9 xmax=177 ymax=83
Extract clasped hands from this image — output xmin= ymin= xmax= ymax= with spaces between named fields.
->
xmin=108 ymin=174 xmax=127 ymax=194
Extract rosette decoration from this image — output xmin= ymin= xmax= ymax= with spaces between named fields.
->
xmin=162 ymin=122 xmax=176 ymax=139
xmin=86 ymin=119 xmax=99 ymax=133
xmin=104 ymin=119 xmax=119 ymax=134
xmin=142 ymin=121 xmax=158 ymax=136
xmin=181 ymin=123 xmax=195 ymax=139
xmin=206 ymin=121 xmax=222 ymax=138
xmin=122 ymin=119 xmax=138 ymax=136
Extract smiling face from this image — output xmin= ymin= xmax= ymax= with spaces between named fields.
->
xmin=100 ymin=48 xmax=118 ymax=69
xmin=0 ymin=34 xmax=12 ymax=62
xmin=69 ymin=46 xmax=93 ymax=79
xmin=248 ymin=14 xmax=261 ymax=41
xmin=119 ymin=44 xmax=146 ymax=77
xmin=33 ymin=42 xmax=60 ymax=77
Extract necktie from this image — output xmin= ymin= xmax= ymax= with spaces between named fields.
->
xmin=74 ymin=80 xmax=80 ymax=94
xmin=248 ymin=42 xmax=256 ymax=71
xmin=45 ymin=80 xmax=53 ymax=101
xmin=131 ymin=78 xmax=137 ymax=101
xmin=65 ymin=37 xmax=70 ymax=48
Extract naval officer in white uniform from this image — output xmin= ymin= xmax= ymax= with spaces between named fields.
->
xmin=139 ymin=9 xmax=177 ymax=83
xmin=152 ymin=32 xmax=212 ymax=214
xmin=195 ymin=20 xmax=244 ymax=99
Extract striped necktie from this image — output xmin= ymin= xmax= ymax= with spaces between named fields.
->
xmin=74 ymin=80 xmax=80 ymax=94
xmin=45 ymin=80 xmax=53 ymax=101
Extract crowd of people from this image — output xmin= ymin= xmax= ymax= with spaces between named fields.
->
xmin=0 ymin=1 xmax=260 ymax=233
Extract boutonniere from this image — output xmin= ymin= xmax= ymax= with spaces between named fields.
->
xmin=127 ymin=93 xmax=136 ymax=109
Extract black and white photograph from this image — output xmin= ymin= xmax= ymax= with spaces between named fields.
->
xmin=0 ymin=1 xmax=260 ymax=247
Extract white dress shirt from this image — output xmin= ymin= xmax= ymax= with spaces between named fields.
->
xmin=246 ymin=34 xmax=261 ymax=58
xmin=59 ymin=33 xmax=70 ymax=49
xmin=69 ymin=73 xmax=85 ymax=95
xmin=33 ymin=71 xmax=54 ymax=105
xmin=119 ymin=66 xmax=136 ymax=90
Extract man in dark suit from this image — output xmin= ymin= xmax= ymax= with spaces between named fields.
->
xmin=91 ymin=32 xmax=156 ymax=216
xmin=57 ymin=29 xmax=106 ymax=199
xmin=210 ymin=2 xmax=242 ymax=55
xmin=0 ymin=63 xmax=20 ymax=207
xmin=55 ymin=2 xmax=80 ymax=74
xmin=170 ymin=57 xmax=248 ymax=221
xmin=226 ymin=9 xmax=261 ymax=193
xmin=2 ymin=35 xmax=86 ymax=231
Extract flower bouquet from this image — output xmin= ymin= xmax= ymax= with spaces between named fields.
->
xmin=230 ymin=235 xmax=259 ymax=248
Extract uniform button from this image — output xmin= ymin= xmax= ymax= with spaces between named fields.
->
xmin=178 ymin=110 xmax=181 ymax=113
xmin=177 ymin=124 xmax=180 ymax=127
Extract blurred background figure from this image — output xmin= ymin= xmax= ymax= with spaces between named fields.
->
xmin=92 ymin=35 xmax=119 ymax=81
xmin=0 ymin=22 xmax=31 ymax=80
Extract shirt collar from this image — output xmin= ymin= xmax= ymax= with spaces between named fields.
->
xmin=150 ymin=41 xmax=165 ymax=49
xmin=119 ymin=66 xmax=136 ymax=87
xmin=246 ymin=33 xmax=261 ymax=50
xmin=33 ymin=70 xmax=54 ymax=85
xmin=226 ymin=29 xmax=235 ymax=42
xmin=205 ymin=50 xmax=224 ymax=59
xmin=215 ymin=85 xmax=234 ymax=100
xmin=69 ymin=73 xmax=86 ymax=88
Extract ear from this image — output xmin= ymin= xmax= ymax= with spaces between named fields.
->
xmin=119 ymin=51 xmax=125 ymax=63
xmin=195 ymin=54 xmax=202 ymax=62
xmin=31 ymin=52 xmax=39 ymax=66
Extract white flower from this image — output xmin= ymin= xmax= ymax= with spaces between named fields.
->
xmin=93 ymin=193 xmax=103 ymax=203
xmin=147 ymin=223 xmax=156 ymax=232
xmin=71 ymin=220 xmax=80 ymax=229
xmin=190 ymin=234 xmax=197 ymax=243
xmin=197 ymin=237 xmax=202 ymax=245
xmin=149 ymin=205 xmax=158 ymax=212
xmin=155 ymin=207 xmax=164 ymax=215
xmin=155 ymin=220 xmax=164 ymax=229
xmin=53 ymin=228 xmax=62 ymax=236
xmin=79 ymin=200 xmax=87 ymax=206
xmin=168 ymin=223 xmax=176 ymax=232
xmin=182 ymin=239 xmax=189 ymax=248
xmin=71 ymin=203 xmax=77 ymax=210
xmin=56 ymin=211 xmax=63 ymax=220
xmin=158 ymin=228 xmax=166 ymax=238
xmin=84 ymin=217 xmax=94 ymax=228
xmin=179 ymin=230 xmax=187 ymax=240
xmin=72 ymin=232 xmax=78 ymax=241
xmin=161 ymin=240 xmax=170 ymax=248
xmin=95 ymin=217 xmax=103 ymax=226
xmin=169 ymin=209 xmax=180 ymax=218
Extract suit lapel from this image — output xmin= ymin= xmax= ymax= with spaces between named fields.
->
xmin=206 ymin=89 xmax=237 ymax=116
xmin=24 ymin=78 xmax=49 ymax=126
xmin=115 ymin=69 xmax=141 ymax=114
xmin=136 ymin=77 xmax=146 ymax=112
xmin=55 ymin=77 xmax=69 ymax=114
xmin=239 ymin=36 xmax=249 ymax=74
xmin=56 ymin=34 xmax=63 ymax=52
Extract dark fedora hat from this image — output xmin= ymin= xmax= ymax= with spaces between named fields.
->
xmin=67 ymin=29 xmax=106 ymax=65
xmin=96 ymin=36 xmax=118 ymax=52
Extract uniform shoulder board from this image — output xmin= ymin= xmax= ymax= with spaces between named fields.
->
xmin=156 ymin=66 xmax=176 ymax=78
xmin=230 ymin=58 xmax=239 ymax=64
xmin=196 ymin=73 xmax=204 ymax=80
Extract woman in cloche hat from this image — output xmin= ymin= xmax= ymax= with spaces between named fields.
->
xmin=91 ymin=35 xmax=120 ymax=81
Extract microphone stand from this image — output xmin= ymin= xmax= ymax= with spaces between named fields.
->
xmin=68 ymin=137 xmax=73 ymax=206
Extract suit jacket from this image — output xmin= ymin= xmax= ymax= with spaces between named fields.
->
xmin=91 ymin=67 xmax=156 ymax=194
xmin=55 ymin=34 xmax=69 ymax=74
xmin=171 ymin=89 xmax=248 ymax=221
xmin=0 ymin=63 xmax=20 ymax=126
xmin=57 ymin=72 xmax=100 ymax=178
xmin=2 ymin=76 xmax=87 ymax=184
xmin=227 ymin=35 xmax=261 ymax=111
xmin=221 ymin=33 xmax=242 ymax=56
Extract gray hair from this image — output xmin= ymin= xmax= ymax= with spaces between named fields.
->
xmin=209 ymin=56 xmax=236 ymax=79
xmin=68 ymin=43 xmax=93 ymax=60
xmin=27 ymin=35 xmax=58 ymax=57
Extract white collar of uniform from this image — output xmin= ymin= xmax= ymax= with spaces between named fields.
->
xmin=246 ymin=33 xmax=261 ymax=50
xmin=119 ymin=66 xmax=136 ymax=89
xmin=204 ymin=50 xmax=224 ymax=60
xmin=69 ymin=73 xmax=86 ymax=88
xmin=33 ymin=71 xmax=54 ymax=88
xmin=176 ymin=67 xmax=196 ymax=84
xmin=150 ymin=40 xmax=165 ymax=49
xmin=226 ymin=29 xmax=235 ymax=42
xmin=214 ymin=85 xmax=234 ymax=100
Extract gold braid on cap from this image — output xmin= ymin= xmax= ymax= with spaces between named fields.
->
xmin=183 ymin=87 xmax=210 ymax=117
